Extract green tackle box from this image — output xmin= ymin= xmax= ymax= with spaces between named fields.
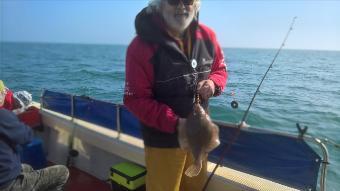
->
xmin=110 ymin=162 xmax=146 ymax=191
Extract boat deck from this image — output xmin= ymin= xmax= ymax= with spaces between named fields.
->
xmin=38 ymin=103 xmax=308 ymax=191
xmin=65 ymin=166 xmax=111 ymax=191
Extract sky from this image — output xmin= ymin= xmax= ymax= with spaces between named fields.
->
xmin=1 ymin=0 xmax=339 ymax=51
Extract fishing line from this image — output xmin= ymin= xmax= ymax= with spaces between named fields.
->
xmin=320 ymin=138 xmax=340 ymax=149
xmin=305 ymin=133 xmax=340 ymax=149
xmin=202 ymin=16 xmax=297 ymax=191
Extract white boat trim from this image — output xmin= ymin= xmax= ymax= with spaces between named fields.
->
xmin=33 ymin=101 xmax=300 ymax=191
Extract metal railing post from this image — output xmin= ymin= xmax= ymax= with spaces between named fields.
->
xmin=313 ymin=138 xmax=329 ymax=191
xmin=116 ymin=105 xmax=121 ymax=139
xmin=66 ymin=95 xmax=78 ymax=167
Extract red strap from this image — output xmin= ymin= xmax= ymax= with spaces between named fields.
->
xmin=17 ymin=106 xmax=42 ymax=128
xmin=2 ymin=90 xmax=15 ymax=110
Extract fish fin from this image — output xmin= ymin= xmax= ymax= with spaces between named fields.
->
xmin=177 ymin=120 xmax=190 ymax=150
xmin=185 ymin=161 xmax=202 ymax=177
xmin=206 ymin=124 xmax=220 ymax=152
xmin=206 ymin=138 xmax=220 ymax=152
xmin=178 ymin=136 xmax=190 ymax=150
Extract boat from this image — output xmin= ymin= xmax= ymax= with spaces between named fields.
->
xmin=22 ymin=89 xmax=328 ymax=191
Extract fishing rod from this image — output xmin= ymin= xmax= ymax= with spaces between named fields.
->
xmin=240 ymin=16 xmax=297 ymax=126
xmin=202 ymin=16 xmax=297 ymax=191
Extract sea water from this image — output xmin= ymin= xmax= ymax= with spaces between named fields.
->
xmin=1 ymin=42 xmax=339 ymax=190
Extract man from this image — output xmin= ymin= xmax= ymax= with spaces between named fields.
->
xmin=124 ymin=0 xmax=227 ymax=190
xmin=0 ymin=105 xmax=69 ymax=190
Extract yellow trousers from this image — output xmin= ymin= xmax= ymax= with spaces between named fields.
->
xmin=144 ymin=146 xmax=207 ymax=191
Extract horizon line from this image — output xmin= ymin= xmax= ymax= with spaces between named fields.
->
xmin=1 ymin=40 xmax=340 ymax=52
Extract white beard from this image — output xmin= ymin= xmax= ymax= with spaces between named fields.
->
xmin=162 ymin=10 xmax=195 ymax=33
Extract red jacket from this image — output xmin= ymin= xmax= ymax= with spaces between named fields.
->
xmin=124 ymin=9 xmax=227 ymax=138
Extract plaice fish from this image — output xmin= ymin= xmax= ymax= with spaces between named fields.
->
xmin=179 ymin=98 xmax=220 ymax=177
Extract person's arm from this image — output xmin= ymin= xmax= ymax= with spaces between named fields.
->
xmin=0 ymin=109 xmax=33 ymax=145
xmin=208 ymin=32 xmax=228 ymax=96
xmin=123 ymin=37 xmax=178 ymax=134
xmin=197 ymin=29 xmax=227 ymax=100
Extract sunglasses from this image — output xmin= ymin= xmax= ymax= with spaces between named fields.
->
xmin=166 ymin=0 xmax=195 ymax=6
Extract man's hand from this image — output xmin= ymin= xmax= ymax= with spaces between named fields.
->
xmin=197 ymin=79 xmax=215 ymax=100
xmin=177 ymin=118 xmax=189 ymax=150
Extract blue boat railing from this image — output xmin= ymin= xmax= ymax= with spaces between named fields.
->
xmin=41 ymin=90 xmax=327 ymax=191
xmin=41 ymin=89 xmax=142 ymax=138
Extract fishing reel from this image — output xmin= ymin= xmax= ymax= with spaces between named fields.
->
xmin=231 ymin=100 xmax=238 ymax=109
xmin=230 ymin=90 xmax=239 ymax=109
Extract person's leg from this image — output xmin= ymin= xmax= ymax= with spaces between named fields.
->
xmin=179 ymin=153 xmax=208 ymax=191
xmin=0 ymin=165 xmax=69 ymax=191
xmin=1 ymin=164 xmax=37 ymax=191
xmin=0 ymin=175 xmax=34 ymax=191
xmin=31 ymin=165 xmax=69 ymax=191
xmin=144 ymin=147 xmax=187 ymax=191
xmin=21 ymin=163 xmax=34 ymax=173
